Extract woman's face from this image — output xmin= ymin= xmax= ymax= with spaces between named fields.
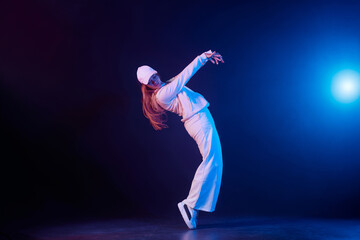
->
xmin=147 ymin=73 xmax=163 ymax=89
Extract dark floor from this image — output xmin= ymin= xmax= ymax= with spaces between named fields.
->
xmin=4 ymin=216 xmax=360 ymax=240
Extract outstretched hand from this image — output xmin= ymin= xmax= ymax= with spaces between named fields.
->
xmin=205 ymin=50 xmax=224 ymax=65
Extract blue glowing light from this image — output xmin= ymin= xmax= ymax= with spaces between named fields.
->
xmin=331 ymin=70 xmax=360 ymax=103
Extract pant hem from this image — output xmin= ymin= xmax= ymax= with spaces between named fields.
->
xmin=182 ymin=199 xmax=215 ymax=213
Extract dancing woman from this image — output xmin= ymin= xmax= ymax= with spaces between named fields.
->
xmin=137 ymin=50 xmax=224 ymax=229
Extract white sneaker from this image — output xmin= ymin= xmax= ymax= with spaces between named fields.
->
xmin=177 ymin=201 xmax=198 ymax=229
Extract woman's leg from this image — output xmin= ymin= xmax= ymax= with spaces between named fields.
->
xmin=183 ymin=108 xmax=223 ymax=212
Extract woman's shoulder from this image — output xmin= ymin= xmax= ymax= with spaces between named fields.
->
xmin=155 ymin=79 xmax=171 ymax=95
xmin=154 ymin=86 xmax=164 ymax=98
xmin=154 ymin=83 xmax=170 ymax=103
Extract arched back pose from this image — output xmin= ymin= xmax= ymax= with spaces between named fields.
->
xmin=137 ymin=50 xmax=224 ymax=229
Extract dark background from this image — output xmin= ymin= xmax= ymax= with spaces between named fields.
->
xmin=1 ymin=0 xmax=360 ymax=229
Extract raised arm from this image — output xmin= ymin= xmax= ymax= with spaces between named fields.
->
xmin=156 ymin=50 xmax=224 ymax=104
xmin=156 ymin=50 xmax=223 ymax=104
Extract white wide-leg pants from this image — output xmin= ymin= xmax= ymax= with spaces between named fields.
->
xmin=183 ymin=108 xmax=223 ymax=212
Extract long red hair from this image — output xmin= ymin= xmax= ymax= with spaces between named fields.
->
xmin=141 ymin=84 xmax=168 ymax=130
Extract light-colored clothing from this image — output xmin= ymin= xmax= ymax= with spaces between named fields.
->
xmin=156 ymin=53 xmax=210 ymax=122
xmin=183 ymin=108 xmax=223 ymax=212
xmin=155 ymin=52 xmax=223 ymax=212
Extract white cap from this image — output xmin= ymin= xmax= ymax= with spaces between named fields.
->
xmin=137 ymin=65 xmax=158 ymax=85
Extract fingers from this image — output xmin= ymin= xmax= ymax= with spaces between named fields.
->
xmin=216 ymin=56 xmax=224 ymax=63
xmin=210 ymin=57 xmax=222 ymax=64
xmin=206 ymin=50 xmax=224 ymax=64
xmin=213 ymin=52 xmax=224 ymax=62
xmin=214 ymin=53 xmax=223 ymax=60
xmin=215 ymin=54 xmax=224 ymax=63
xmin=212 ymin=55 xmax=224 ymax=64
